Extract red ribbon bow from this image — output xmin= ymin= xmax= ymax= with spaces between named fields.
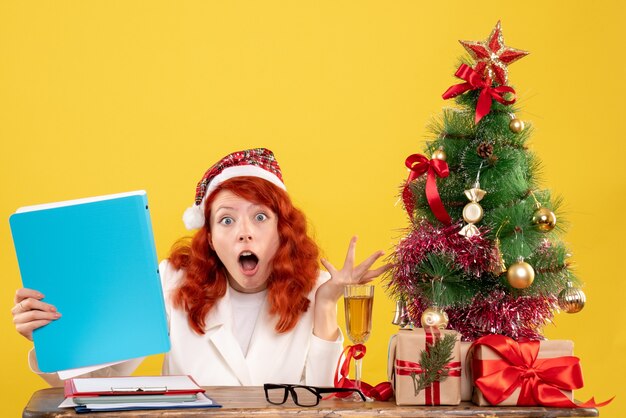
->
xmin=442 ymin=64 xmax=516 ymax=124
xmin=331 ymin=344 xmax=393 ymax=401
xmin=402 ymin=154 xmax=451 ymax=225
xmin=471 ymin=334 xmax=613 ymax=408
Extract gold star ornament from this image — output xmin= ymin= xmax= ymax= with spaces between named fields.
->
xmin=460 ymin=21 xmax=529 ymax=86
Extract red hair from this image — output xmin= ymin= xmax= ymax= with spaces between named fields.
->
xmin=169 ymin=177 xmax=320 ymax=335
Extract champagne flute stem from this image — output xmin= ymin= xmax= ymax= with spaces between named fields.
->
xmin=354 ymin=357 xmax=363 ymax=391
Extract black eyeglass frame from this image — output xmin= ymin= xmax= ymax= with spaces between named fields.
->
xmin=263 ymin=383 xmax=366 ymax=406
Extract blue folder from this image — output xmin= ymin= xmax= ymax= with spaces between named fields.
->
xmin=9 ymin=191 xmax=170 ymax=373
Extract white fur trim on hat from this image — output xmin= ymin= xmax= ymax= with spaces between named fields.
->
xmin=182 ymin=165 xmax=287 ymax=230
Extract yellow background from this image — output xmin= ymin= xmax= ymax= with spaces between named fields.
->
xmin=1 ymin=1 xmax=624 ymax=416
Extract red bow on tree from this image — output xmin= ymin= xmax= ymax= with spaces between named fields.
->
xmin=402 ymin=154 xmax=451 ymax=225
xmin=471 ymin=334 xmax=613 ymax=408
xmin=442 ymin=64 xmax=516 ymax=124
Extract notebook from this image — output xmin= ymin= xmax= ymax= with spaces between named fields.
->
xmin=9 ymin=191 xmax=170 ymax=372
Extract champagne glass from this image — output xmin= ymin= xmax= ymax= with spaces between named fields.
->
xmin=343 ymin=284 xmax=374 ymax=400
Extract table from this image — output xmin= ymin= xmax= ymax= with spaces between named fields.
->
xmin=23 ymin=386 xmax=599 ymax=417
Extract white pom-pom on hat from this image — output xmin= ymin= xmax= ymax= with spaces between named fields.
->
xmin=182 ymin=204 xmax=206 ymax=230
xmin=182 ymin=148 xmax=286 ymax=230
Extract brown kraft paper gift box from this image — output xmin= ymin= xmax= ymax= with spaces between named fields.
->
xmin=472 ymin=339 xmax=574 ymax=406
xmin=388 ymin=328 xmax=461 ymax=406
xmin=460 ymin=341 xmax=472 ymax=401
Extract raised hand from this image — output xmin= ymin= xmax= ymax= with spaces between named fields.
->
xmin=313 ymin=236 xmax=390 ymax=341
xmin=318 ymin=236 xmax=390 ymax=302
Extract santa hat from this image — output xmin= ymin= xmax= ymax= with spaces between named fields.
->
xmin=182 ymin=148 xmax=286 ymax=230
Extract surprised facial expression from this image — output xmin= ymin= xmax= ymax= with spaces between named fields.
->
xmin=209 ymin=190 xmax=280 ymax=293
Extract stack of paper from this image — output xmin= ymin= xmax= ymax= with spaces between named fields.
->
xmin=60 ymin=375 xmax=221 ymax=413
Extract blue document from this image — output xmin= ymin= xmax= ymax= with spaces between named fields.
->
xmin=9 ymin=191 xmax=170 ymax=373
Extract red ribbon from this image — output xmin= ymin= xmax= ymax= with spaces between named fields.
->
xmin=471 ymin=334 xmax=613 ymax=408
xmin=395 ymin=359 xmax=461 ymax=405
xmin=402 ymin=154 xmax=451 ymax=225
xmin=395 ymin=360 xmax=462 ymax=377
xmin=330 ymin=344 xmax=393 ymax=401
xmin=442 ymin=64 xmax=517 ymax=124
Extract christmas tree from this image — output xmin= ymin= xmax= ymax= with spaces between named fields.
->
xmin=388 ymin=21 xmax=586 ymax=341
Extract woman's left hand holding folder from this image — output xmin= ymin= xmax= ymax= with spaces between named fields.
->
xmin=12 ymin=288 xmax=61 ymax=341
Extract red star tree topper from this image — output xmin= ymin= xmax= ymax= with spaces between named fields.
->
xmin=460 ymin=21 xmax=528 ymax=86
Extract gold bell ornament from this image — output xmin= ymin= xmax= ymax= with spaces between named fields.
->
xmin=392 ymin=299 xmax=413 ymax=328
xmin=532 ymin=206 xmax=557 ymax=232
xmin=506 ymin=257 xmax=535 ymax=289
xmin=459 ymin=184 xmax=486 ymax=238
xmin=558 ymin=282 xmax=586 ymax=313
xmin=420 ymin=306 xmax=449 ymax=329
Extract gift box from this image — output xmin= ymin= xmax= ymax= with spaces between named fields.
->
xmin=388 ymin=328 xmax=461 ymax=406
xmin=460 ymin=341 xmax=472 ymax=401
xmin=471 ymin=334 xmax=581 ymax=407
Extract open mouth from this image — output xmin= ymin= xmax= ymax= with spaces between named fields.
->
xmin=239 ymin=251 xmax=259 ymax=273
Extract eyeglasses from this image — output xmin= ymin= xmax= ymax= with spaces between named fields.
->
xmin=263 ymin=383 xmax=366 ymax=407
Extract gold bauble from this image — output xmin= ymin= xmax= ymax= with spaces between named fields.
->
xmin=558 ymin=283 xmax=586 ymax=313
xmin=431 ymin=147 xmax=447 ymax=161
xmin=532 ymin=207 xmax=557 ymax=232
xmin=420 ymin=307 xmax=449 ymax=329
xmin=462 ymin=202 xmax=484 ymax=223
xmin=509 ymin=118 xmax=525 ymax=133
xmin=506 ymin=260 xmax=535 ymax=289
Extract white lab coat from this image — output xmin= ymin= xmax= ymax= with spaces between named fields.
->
xmin=29 ymin=260 xmax=343 ymax=387
xmin=160 ymin=260 xmax=343 ymax=386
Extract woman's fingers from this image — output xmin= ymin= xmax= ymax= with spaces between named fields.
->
xmin=11 ymin=296 xmax=57 ymax=315
xmin=353 ymin=250 xmax=385 ymax=278
xmin=320 ymin=258 xmax=338 ymax=276
xmin=355 ymin=263 xmax=391 ymax=284
xmin=14 ymin=287 xmax=57 ymax=314
xmin=14 ymin=287 xmax=44 ymax=304
xmin=13 ymin=309 xmax=61 ymax=325
xmin=13 ymin=308 xmax=61 ymax=341
xmin=360 ymin=263 xmax=392 ymax=282
xmin=322 ymin=237 xmax=390 ymax=288
xmin=326 ymin=238 xmax=390 ymax=283
xmin=342 ymin=236 xmax=358 ymax=271
xmin=321 ymin=237 xmax=358 ymax=280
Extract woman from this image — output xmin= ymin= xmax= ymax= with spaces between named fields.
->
xmin=12 ymin=148 xmax=388 ymax=387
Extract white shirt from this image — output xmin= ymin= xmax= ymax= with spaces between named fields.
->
xmin=228 ymin=286 xmax=267 ymax=356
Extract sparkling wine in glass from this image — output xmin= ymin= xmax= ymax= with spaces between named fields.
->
xmin=344 ymin=284 xmax=374 ymax=400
